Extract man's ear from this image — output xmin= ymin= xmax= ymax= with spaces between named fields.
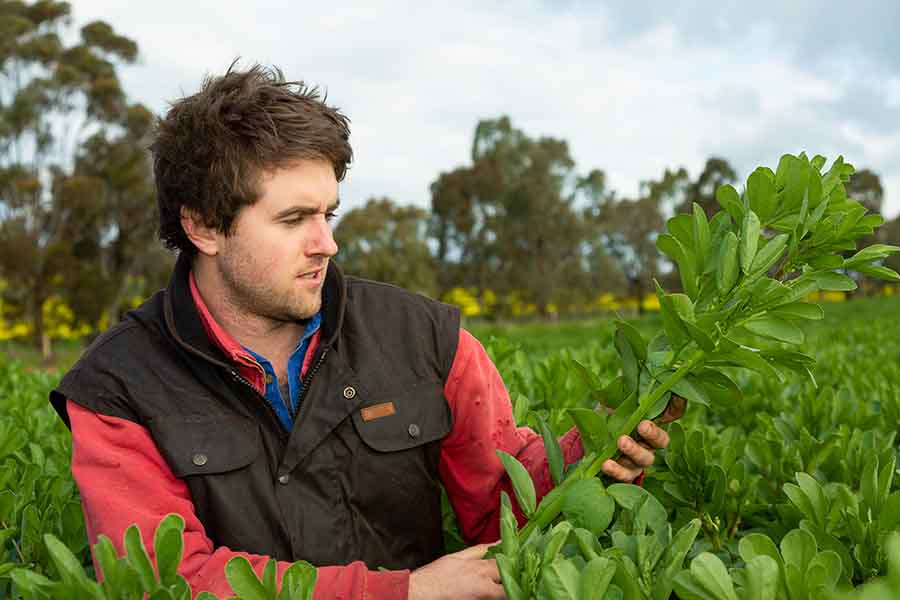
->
xmin=180 ymin=208 xmax=220 ymax=257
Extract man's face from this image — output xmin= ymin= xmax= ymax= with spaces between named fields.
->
xmin=215 ymin=159 xmax=339 ymax=322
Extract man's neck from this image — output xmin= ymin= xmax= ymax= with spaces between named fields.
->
xmin=191 ymin=258 xmax=304 ymax=364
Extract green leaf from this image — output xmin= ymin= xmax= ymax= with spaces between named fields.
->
xmin=740 ymin=210 xmax=761 ymax=274
xmin=742 ymin=555 xmax=780 ymax=600
xmin=561 ymin=479 xmax=615 ymax=536
xmin=9 ymin=569 xmax=55 ymax=595
xmin=656 ymin=282 xmax=690 ymax=349
xmin=225 ymin=556 xmax=267 ymax=600
xmin=537 ymin=416 xmax=564 ymax=487
xmin=805 ymin=551 xmax=842 ymax=591
xmin=542 ymin=521 xmax=574 ymax=565
xmin=499 ymin=492 xmax=518 ymax=557
xmin=658 ymin=233 xmax=687 ymax=264
xmin=581 ymin=557 xmax=617 ymax=600
xmin=496 ymin=450 xmax=537 ymax=517
xmin=573 ymin=528 xmax=601 ymax=562
xmin=739 ymin=534 xmax=784 ymax=570
xmin=843 ymin=244 xmax=900 ymax=268
xmin=537 ymin=558 xmax=580 ymax=600
xmin=748 ymin=167 xmax=778 ymax=222
xmin=795 ymin=473 xmax=828 ymax=527
xmin=615 ymin=320 xmax=648 ymax=362
xmin=669 ymin=375 xmax=712 ymax=407
xmin=716 ymin=184 xmax=744 ymax=224
xmin=855 ymin=264 xmax=900 ymax=282
xmin=768 ymin=302 xmax=823 ymax=320
xmin=810 ymin=271 xmax=857 ymax=291
xmin=709 ymin=347 xmax=783 ymax=383
xmin=743 ymin=315 xmax=805 ymax=344
xmin=653 ymin=519 xmax=702 ymax=600
xmin=684 ymin=321 xmax=715 ymax=352
xmin=615 ymin=328 xmax=640 ymax=395
xmin=154 ymin=514 xmax=185 ymax=587
xmin=693 ymin=203 xmax=711 ymax=273
xmin=780 ymin=529 xmax=817 ymax=574
xmin=279 ymin=560 xmax=316 ymax=600
xmin=879 ymin=491 xmax=900 ymax=530
xmin=749 ymin=234 xmax=788 ymax=276
xmin=496 ymin=554 xmax=525 ymax=600
xmin=668 ymin=214 xmax=696 ymax=249
xmin=716 ymin=232 xmax=739 ymax=295
xmin=860 ymin=457 xmax=881 ymax=513
xmin=568 ymin=408 xmax=610 ymax=456
xmin=125 ymin=524 xmax=159 ymax=591
xmin=678 ymin=552 xmax=738 ymax=600
xmin=261 ymin=560 xmax=277 ymax=595
xmin=694 ymin=369 xmax=742 ymax=404
xmin=44 ymin=533 xmax=89 ymax=586
xmin=784 ymin=154 xmax=810 ymax=211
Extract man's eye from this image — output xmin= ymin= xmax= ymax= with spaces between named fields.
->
xmin=326 ymin=211 xmax=339 ymax=222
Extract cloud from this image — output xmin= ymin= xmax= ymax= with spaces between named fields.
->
xmin=74 ymin=0 xmax=900 ymax=218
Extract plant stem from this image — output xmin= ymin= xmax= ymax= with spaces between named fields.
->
xmin=517 ymin=350 xmax=705 ymax=542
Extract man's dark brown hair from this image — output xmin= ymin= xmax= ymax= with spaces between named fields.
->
xmin=151 ymin=62 xmax=353 ymax=255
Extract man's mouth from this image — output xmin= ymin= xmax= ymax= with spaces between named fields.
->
xmin=299 ymin=268 xmax=324 ymax=280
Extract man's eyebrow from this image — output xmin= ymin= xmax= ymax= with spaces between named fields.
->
xmin=272 ymin=197 xmax=341 ymax=220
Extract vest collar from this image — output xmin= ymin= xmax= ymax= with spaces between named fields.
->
xmin=163 ymin=252 xmax=348 ymax=366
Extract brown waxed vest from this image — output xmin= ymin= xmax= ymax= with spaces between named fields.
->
xmin=50 ymin=253 xmax=460 ymax=570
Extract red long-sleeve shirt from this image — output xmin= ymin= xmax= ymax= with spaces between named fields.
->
xmin=69 ymin=278 xmax=589 ymax=599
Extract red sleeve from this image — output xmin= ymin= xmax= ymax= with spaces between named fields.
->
xmin=68 ymin=400 xmax=409 ymax=599
xmin=439 ymin=330 xmax=586 ymax=543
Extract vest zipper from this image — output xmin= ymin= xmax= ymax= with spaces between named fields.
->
xmin=291 ymin=347 xmax=329 ymax=420
xmin=228 ymin=369 xmax=289 ymax=439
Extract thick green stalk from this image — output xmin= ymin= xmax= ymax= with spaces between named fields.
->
xmin=516 ymin=350 xmax=705 ymax=542
xmin=585 ymin=351 xmax=703 ymax=478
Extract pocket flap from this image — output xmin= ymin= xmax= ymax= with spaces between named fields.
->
xmin=352 ymin=382 xmax=452 ymax=452
xmin=148 ymin=415 xmax=260 ymax=478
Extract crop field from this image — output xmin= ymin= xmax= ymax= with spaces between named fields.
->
xmin=0 ymin=296 xmax=897 ymax=598
xmin=2 ymin=155 xmax=900 ymax=598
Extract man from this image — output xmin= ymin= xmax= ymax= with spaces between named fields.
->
xmin=50 ymin=64 xmax=681 ymax=599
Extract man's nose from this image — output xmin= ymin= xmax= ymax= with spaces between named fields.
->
xmin=308 ymin=218 xmax=339 ymax=257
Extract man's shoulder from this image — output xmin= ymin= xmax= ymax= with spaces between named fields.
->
xmin=50 ymin=291 xmax=171 ymax=427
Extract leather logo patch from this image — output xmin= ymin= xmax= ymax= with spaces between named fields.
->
xmin=361 ymin=402 xmax=396 ymax=422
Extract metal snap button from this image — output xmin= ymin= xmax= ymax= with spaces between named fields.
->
xmin=408 ymin=424 xmax=421 ymax=438
xmin=277 ymin=474 xmax=290 ymax=485
xmin=192 ymin=453 xmax=208 ymax=467
xmin=265 ymin=373 xmax=273 ymax=385
xmin=343 ymin=386 xmax=357 ymax=399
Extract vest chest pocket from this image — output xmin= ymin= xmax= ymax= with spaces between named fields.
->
xmin=350 ymin=381 xmax=452 ymax=452
xmin=147 ymin=415 xmax=261 ymax=477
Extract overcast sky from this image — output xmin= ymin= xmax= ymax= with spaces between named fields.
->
xmin=75 ymin=1 xmax=900 ymax=219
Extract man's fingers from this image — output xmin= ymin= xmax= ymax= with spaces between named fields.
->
xmin=602 ymin=458 xmax=642 ymax=483
xmin=618 ymin=435 xmax=655 ymax=468
xmin=457 ymin=543 xmax=496 ymax=560
xmin=637 ymin=421 xmax=670 ymax=449
xmin=482 ymin=558 xmax=501 ymax=583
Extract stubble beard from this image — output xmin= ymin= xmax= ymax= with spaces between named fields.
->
xmin=218 ymin=252 xmax=323 ymax=324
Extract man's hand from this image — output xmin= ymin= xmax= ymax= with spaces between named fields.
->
xmin=409 ymin=543 xmax=506 ymax=600
xmin=600 ymin=395 xmax=686 ymax=483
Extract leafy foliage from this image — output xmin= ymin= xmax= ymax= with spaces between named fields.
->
xmin=484 ymin=153 xmax=900 ymax=597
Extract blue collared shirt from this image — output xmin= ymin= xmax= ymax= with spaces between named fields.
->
xmin=244 ymin=312 xmax=322 ymax=430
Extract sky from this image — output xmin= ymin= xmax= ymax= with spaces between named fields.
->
xmin=75 ymin=0 xmax=900 ymax=219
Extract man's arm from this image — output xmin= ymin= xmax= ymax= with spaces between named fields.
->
xmin=68 ymin=400 xmax=409 ymax=600
xmin=439 ymin=329 xmax=672 ymax=543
